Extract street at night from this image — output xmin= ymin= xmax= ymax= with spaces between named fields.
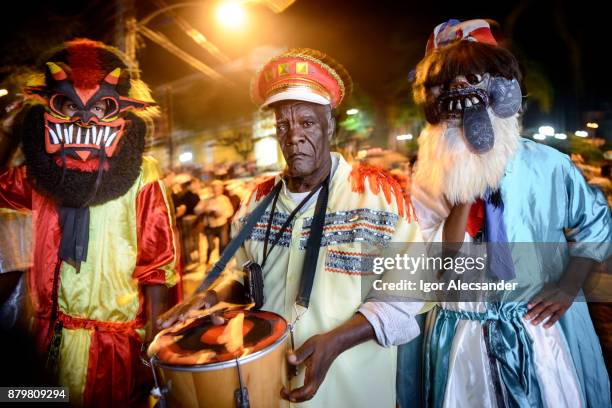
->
xmin=0 ymin=1 xmax=611 ymax=407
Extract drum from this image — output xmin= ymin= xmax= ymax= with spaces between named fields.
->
xmin=150 ymin=310 xmax=289 ymax=408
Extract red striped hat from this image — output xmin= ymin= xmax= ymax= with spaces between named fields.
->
xmin=251 ymin=48 xmax=352 ymax=109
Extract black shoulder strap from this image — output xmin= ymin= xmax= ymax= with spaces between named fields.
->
xmin=198 ymin=181 xmax=282 ymax=292
xmin=296 ymin=175 xmax=330 ymax=307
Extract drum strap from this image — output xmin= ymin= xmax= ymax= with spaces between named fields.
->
xmin=296 ymin=176 xmax=329 ymax=308
xmin=197 ymin=174 xmax=330 ymax=310
xmin=198 ymin=181 xmax=283 ymax=292
xmin=261 ymin=175 xmax=329 ymax=308
xmin=261 ymin=175 xmax=329 ymax=270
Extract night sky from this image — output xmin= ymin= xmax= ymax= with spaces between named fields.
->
xmin=1 ymin=0 xmax=609 ymax=139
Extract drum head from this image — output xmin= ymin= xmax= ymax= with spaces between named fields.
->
xmin=154 ymin=310 xmax=287 ymax=366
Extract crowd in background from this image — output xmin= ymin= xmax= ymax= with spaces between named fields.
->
xmin=164 ymin=152 xmax=612 ymax=285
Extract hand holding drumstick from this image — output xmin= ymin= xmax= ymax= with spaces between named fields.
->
xmin=157 ymin=279 xmax=246 ymax=330
xmin=280 ymin=313 xmax=375 ymax=402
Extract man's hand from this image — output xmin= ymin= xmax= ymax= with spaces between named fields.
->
xmin=280 ymin=313 xmax=375 ymax=403
xmin=156 ymin=279 xmax=245 ymax=330
xmin=280 ymin=333 xmax=339 ymax=402
xmin=524 ymin=256 xmax=596 ymax=329
xmin=524 ymin=283 xmax=576 ymax=329
xmin=442 ymin=202 xmax=472 ymax=244
xmin=156 ymin=290 xmax=220 ymax=329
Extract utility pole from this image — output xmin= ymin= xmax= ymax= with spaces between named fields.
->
xmin=165 ymin=85 xmax=174 ymax=169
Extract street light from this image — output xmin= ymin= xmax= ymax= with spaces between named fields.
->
xmin=538 ymin=126 xmax=555 ymax=137
xmin=554 ymin=133 xmax=567 ymax=140
xmin=0 ymin=89 xmax=8 ymax=98
xmin=533 ymin=133 xmax=546 ymax=140
xmin=586 ymin=122 xmax=599 ymax=129
xmin=216 ymin=1 xmax=247 ymax=28
xmin=575 ymin=130 xmax=588 ymax=137
xmin=346 ymin=108 xmax=359 ymax=115
xmin=396 ymin=134 xmax=413 ymax=141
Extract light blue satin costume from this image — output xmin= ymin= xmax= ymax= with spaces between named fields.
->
xmin=398 ymin=138 xmax=612 ymax=408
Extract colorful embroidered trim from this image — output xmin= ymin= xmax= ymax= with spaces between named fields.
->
xmin=325 ymin=249 xmax=377 ymax=275
xmin=240 ymin=210 xmax=293 ymax=247
xmin=300 ymin=209 xmax=398 ymax=249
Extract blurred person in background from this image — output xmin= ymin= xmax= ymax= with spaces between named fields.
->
xmin=171 ymin=173 xmax=200 ymax=219
xmin=0 ymin=83 xmax=32 ymax=333
xmin=172 ymin=174 xmax=203 ymax=269
xmin=196 ymin=179 xmax=234 ymax=264
xmin=0 ymin=69 xmax=54 ymax=388
xmin=588 ymin=162 xmax=612 ymax=207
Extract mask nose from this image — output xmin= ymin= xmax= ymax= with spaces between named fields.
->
xmin=449 ymin=76 xmax=470 ymax=91
xmin=73 ymin=110 xmax=96 ymax=125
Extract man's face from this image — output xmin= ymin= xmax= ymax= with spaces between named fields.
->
xmin=60 ymin=97 xmax=108 ymax=120
xmin=273 ymin=101 xmax=334 ymax=178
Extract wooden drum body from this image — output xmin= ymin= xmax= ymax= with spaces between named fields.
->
xmin=151 ymin=310 xmax=289 ymax=408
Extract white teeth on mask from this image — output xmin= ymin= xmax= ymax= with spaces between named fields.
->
xmin=472 ymin=97 xmax=479 ymax=104
xmin=448 ymin=101 xmax=453 ymax=111
xmin=105 ymin=131 xmax=118 ymax=147
xmin=48 ymin=123 xmax=118 ymax=147
xmin=49 ymin=127 xmax=60 ymax=144
xmin=456 ymin=100 xmax=462 ymax=110
xmin=465 ymin=98 xmax=472 ymax=108
xmin=98 ymin=127 xmax=104 ymax=145
xmin=64 ymin=124 xmax=73 ymax=144
xmin=55 ymin=124 xmax=64 ymax=144
xmin=97 ymin=127 xmax=104 ymax=145
xmin=91 ymin=126 xmax=99 ymax=145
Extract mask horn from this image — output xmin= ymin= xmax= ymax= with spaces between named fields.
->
xmin=103 ymin=68 xmax=122 ymax=86
xmin=46 ymin=62 xmax=68 ymax=81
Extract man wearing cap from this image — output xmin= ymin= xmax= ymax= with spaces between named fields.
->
xmin=160 ymin=48 xmax=425 ymax=407
xmin=407 ymin=19 xmax=611 ymax=407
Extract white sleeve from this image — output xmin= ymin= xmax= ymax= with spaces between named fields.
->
xmin=358 ymin=301 xmax=422 ymax=347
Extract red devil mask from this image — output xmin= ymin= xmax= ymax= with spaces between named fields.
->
xmin=26 ymin=39 xmax=152 ymax=169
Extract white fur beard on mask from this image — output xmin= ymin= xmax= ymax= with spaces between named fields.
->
xmin=414 ymin=110 xmax=520 ymax=204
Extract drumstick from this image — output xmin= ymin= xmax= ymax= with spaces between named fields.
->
xmin=147 ymin=302 xmax=254 ymax=356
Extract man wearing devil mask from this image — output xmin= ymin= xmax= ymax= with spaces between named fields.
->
xmin=407 ymin=20 xmax=611 ymax=407
xmin=0 ymin=39 xmax=179 ymax=407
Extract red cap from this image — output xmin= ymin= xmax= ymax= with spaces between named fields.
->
xmin=251 ymin=48 xmax=351 ymax=109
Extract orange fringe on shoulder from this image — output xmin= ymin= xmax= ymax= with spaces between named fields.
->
xmin=246 ymin=176 xmax=276 ymax=203
xmin=349 ymin=164 xmax=414 ymax=220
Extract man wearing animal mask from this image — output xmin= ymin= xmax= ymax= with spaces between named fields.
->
xmin=0 ymin=39 xmax=179 ymax=407
xmin=408 ymin=19 xmax=611 ymax=407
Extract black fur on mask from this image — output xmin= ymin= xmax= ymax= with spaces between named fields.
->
xmin=17 ymin=105 xmax=145 ymax=207
xmin=412 ymin=41 xmax=522 ymax=124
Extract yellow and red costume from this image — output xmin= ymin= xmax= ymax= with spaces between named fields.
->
xmin=0 ymin=39 xmax=179 ymax=407
xmin=0 ymin=159 xmax=177 ymax=405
